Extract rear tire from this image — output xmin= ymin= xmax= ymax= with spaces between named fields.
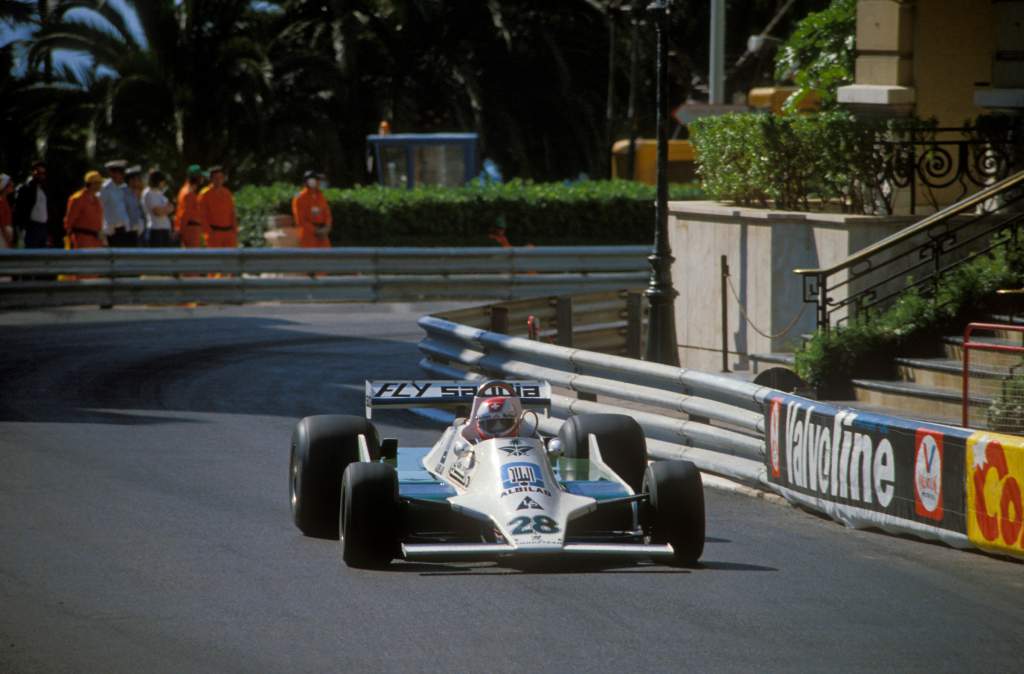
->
xmin=643 ymin=460 xmax=705 ymax=566
xmin=341 ymin=462 xmax=399 ymax=568
xmin=290 ymin=415 xmax=380 ymax=539
xmin=558 ymin=413 xmax=647 ymax=493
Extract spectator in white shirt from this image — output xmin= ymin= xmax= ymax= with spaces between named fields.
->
xmin=142 ymin=170 xmax=174 ymax=247
xmin=101 ymin=159 xmax=133 ymax=246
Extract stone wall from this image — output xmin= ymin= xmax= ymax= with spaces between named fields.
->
xmin=668 ymin=201 xmax=915 ymax=372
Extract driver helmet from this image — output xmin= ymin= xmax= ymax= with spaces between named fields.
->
xmin=474 ymin=396 xmax=522 ymax=439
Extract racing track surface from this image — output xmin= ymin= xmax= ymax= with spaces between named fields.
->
xmin=1 ymin=303 xmax=1022 ymax=673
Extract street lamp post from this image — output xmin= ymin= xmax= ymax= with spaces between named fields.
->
xmin=643 ymin=0 xmax=680 ymax=366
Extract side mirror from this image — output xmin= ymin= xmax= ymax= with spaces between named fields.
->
xmin=546 ymin=437 xmax=563 ymax=460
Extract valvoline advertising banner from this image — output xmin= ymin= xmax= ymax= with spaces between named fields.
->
xmin=764 ymin=392 xmax=971 ymax=537
xmin=966 ymin=431 xmax=1024 ymax=557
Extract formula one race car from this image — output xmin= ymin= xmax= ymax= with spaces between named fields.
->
xmin=288 ymin=379 xmax=705 ymax=568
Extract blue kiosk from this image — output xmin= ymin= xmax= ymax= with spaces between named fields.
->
xmin=366 ymin=133 xmax=479 ymax=189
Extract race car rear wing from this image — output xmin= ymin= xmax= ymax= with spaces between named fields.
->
xmin=365 ymin=380 xmax=551 ymax=418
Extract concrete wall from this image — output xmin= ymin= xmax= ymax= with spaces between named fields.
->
xmin=668 ymin=201 xmax=915 ymax=372
xmin=913 ymin=0 xmax=993 ymax=127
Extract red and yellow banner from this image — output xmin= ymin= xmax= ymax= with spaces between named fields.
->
xmin=966 ymin=432 xmax=1024 ymax=556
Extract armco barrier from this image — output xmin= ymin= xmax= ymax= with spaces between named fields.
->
xmin=763 ymin=392 xmax=971 ymax=549
xmin=0 ymin=246 xmax=649 ymax=308
xmin=965 ymin=431 xmax=1024 ymax=556
xmin=418 ymin=309 xmax=1024 ymax=559
xmin=434 ymin=290 xmax=647 ymax=357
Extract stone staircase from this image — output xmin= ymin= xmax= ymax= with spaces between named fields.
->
xmin=751 ymin=316 xmax=1024 ymax=428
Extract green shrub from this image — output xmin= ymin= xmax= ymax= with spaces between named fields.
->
xmin=987 ymin=374 xmax=1024 ymax=433
xmin=691 ymin=111 xmax=930 ymax=214
xmin=236 ymin=180 xmax=704 ymax=247
xmin=795 ymin=245 xmax=1024 ymax=394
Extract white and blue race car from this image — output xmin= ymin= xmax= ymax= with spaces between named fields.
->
xmin=288 ymin=379 xmax=705 ymax=568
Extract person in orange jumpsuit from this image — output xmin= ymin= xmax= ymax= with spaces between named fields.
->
xmin=291 ymin=170 xmax=333 ymax=248
xmin=63 ymin=171 xmax=107 ymax=249
xmin=175 ymin=164 xmax=205 ymax=247
xmin=198 ymin=165 xmax=237 ymax=248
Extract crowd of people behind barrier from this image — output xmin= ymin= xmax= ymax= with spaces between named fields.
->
xmin=0 ymin=161 xmax=333 ymax=251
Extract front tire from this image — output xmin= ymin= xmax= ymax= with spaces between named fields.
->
xmin=341 ymin=462 xmax=399 ymax=568
xmin=558 ymin=413 xmax=647 ymax=493
xmin=643 ymin=460 xmax=705 ymax=566
xmin=290 ymin=415 xmax=380 ymax=539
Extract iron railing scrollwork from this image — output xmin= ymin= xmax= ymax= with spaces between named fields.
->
xmin=797 ymin=170 xmax=1024 ymax=333
xmin=875 ymin=121 xmax=1023 ymax=215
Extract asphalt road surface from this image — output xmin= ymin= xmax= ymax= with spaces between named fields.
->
xmin=1 ymin=303 xmax=1022 ymax=673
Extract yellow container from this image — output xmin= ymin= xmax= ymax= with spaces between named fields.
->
xmin=611 ymin=139 xmax=697 ymax=185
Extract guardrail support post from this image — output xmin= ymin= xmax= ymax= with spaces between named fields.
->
xmin=557 ymin=297 xmax=573 ymax=347
xmin=626 ymin=291 xmax=643 ymax=358
xmin=490 ymin=306 xmax=509 ymax=334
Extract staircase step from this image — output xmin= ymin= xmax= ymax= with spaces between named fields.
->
xmin=851 ymin=378 xmax=990 ymax=427
xmin=895 ymin=356 xmax=1009 ymax=389
xmin=943 ymin=335 xmax=1024 ymax=369
xmin=986 ymin=314 xmax=1024 ymax=326
xmin=824 ymin=398 xmax=966 ymax=428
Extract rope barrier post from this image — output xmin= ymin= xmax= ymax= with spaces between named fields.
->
xmin=490 ymin=306 xmax=509 ymax=334
xmin=556 ymin=296 xmax=573 ymax=347
xmin=720 ymin=254 xmax=729 ymax=373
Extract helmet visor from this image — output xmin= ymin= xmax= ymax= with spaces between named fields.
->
xmin=479 ymin=415 xmax=516 ymax=436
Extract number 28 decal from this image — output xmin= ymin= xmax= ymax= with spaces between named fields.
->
xmin=508 ymin=515 xmax=559 ymax=535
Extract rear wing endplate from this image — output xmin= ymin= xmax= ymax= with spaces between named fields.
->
xmin=365 ymin=380 xmax=551 ymax=418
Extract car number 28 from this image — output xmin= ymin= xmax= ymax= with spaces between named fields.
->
xmin=508 ymin=515 xmax=559 ymax=535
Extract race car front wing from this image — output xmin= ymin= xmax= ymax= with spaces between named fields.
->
xmin=401 ymin=542 xmax=676 ymax=561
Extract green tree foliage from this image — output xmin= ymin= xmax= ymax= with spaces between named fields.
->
xmin=2 ymin=0 xmax=831 ymax=190
xmin=774 ymin=0 xmax=855 ymax=111
xmin=690 ymin=110 xmax=933 ymax=214
xmin=24 ymin=1 xmax=273 ymax=177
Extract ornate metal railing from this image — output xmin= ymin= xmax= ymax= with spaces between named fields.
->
xmin=876 ymin=125 xmax=1020 ymax=215
xmin=795 ymin=170 xmax=1024 ymax=332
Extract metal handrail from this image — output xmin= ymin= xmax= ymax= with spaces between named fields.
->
xmin=795 ymin=169 xmax=1024 ymax=331
xmin=794 ymin=169 xmax=1024 ymax=277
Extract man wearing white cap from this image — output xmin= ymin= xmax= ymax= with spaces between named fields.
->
xmin=101 ymin=159 xmax=133 ymax=246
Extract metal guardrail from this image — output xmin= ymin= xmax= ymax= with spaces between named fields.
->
xmin=418 ymin=313 xmax=772 ymax=485
xmin=435 ymin=291 xmax=648 ymax=358
xmin=418 ymin=309 xmax=1005 ymax=557
xmin=0 ymin=246 xmax=649 ymax=308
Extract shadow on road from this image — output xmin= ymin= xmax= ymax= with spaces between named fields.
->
xmin=0 ymin=314 xmax=434 ymax=428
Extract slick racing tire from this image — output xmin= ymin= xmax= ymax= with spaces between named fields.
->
xmin=558 ymin=413 xmax=647 ymax=493
xmin=340 ymin=462 xmax=399 ymax=569
xmin=290 ymin=415 xmax=380 ymax=539
xmin=643 ymin=460 xmax=705 ymax=566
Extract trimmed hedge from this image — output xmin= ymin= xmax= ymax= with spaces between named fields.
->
xmin=235 ymin=180 xmax=704 ymax=248
xmin=690 ymin=111 xmax=926 ymax=214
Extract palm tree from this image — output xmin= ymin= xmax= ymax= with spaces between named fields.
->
xmin=25 ymin=0 xmax=274 ymax=175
